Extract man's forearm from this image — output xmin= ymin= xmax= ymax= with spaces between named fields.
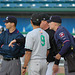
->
xmin=47 ymin=50 xmax=49 ymax=57
xmin=23 ymin=51 xmax=31 ymax=68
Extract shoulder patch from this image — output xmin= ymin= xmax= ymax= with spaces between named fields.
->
xmin=59 ymin=32 xmax=65 ymax=38
xmin=17 ymin=31 xmax=19 ymax=33
xmin=39 ymin=30 xmax=43 ymax=33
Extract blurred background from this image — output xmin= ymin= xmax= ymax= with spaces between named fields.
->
xmin=0 ymin=0 xmax=75 ymax=75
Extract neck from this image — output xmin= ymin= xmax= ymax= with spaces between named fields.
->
xmin=54 ymin=26 xmax=59 ymax=31
xmin=9 ymin=27 xmax=16 ymax=33
xmin=44 ymin=26 xmax=49 ymax=30
xmin=33 ymin=25 xmax=40 ymax=29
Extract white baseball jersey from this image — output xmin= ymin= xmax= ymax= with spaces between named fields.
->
xmin=25 ymin=28 xmax=50 ymax=59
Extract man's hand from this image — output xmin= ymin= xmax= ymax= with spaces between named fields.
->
xmin=55 ymin=53 xmax=61 ymax=60
xmin=8 ymin=39 xmax=16 ymax=47
xmin=53 ymin=64 xmax=59 ymax=73
xmin=22 ymin=69 xmax=26 ymax=75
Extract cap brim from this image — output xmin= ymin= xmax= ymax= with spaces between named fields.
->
xmin=3 ymin=20 xmax=9 ymax=23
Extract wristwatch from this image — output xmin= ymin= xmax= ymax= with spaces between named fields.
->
xmin=22 ymin=66 xmax=27 ymax=69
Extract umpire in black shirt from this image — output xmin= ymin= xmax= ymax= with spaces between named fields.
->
xmin=40 ymin=13 xmax=59 ymax=75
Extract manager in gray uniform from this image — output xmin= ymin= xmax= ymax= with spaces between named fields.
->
xmin=22 ymin=13 xmax=50 ymax=75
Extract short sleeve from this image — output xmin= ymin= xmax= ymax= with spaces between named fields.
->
xmin=25 ymin=32 xmax=34 ymax=50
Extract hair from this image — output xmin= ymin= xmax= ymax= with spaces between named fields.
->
xmin=14 ymin=22 xmax=17 ymax=26
xmin=10 ymin=22 xmax=17 ymax=27
xmin=58 ymin=23 xmax=61 ymax=26
xmin=55 ymin=22 xmax=61 ymax=26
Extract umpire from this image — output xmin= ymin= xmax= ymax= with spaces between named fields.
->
xmin=48 ymin=15 xmax=75 ymax=75
xmin=40 ymin=13 xmax=58 ymax=75
xmin=0 ymin=16 xmax=25 ymax=75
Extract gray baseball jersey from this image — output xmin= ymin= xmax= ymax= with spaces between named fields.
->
xmin=25 ymin=28 xmax=50 ymax=59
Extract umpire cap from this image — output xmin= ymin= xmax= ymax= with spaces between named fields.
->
xmin=39 ymin=13 xmax=49 ymax=21
xmin=47 ymin=15 xmax=62 ymax=23
xmin=3 ymin=16 xmax=17 ymax=25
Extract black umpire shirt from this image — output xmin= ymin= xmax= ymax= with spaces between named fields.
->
xmin=45 ymin=28 xmax=58 ymax=62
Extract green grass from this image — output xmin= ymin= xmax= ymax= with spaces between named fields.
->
xmin=57 ymin=73 xmax=65 ymax=75
xmin=25 ymin=72 xmax=28 ymax=75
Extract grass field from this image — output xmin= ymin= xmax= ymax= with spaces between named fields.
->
xmin=57 ymin=74 xmax=65 ymax=75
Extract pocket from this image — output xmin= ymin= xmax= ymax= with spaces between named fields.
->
xmin=66 ymin=54 xmax=75 ymax=72
xmin=29 ymin=60 xmax=40 ymax=72
xmin=0 ymin=60 xmax=7 ymax=72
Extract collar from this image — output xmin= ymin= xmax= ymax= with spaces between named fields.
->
xmin=7 ymin=29 xmax=19 ymax=34
xmin=56 ymin=26 xmax=61 ymax=32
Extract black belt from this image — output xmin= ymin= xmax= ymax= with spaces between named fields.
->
xmin=3 ymin=57 xmax=19 ymax=61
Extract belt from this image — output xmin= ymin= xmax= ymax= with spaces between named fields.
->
xmin=3 ymin=57 xmax=19 ymax=61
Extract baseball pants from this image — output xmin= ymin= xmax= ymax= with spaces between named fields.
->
xmin=28 ymin=59 xmax=47 ymax=75
xmin=0 ymin=58 xmax=21 ymax=75
xmin=64 ymin=61 xmax=75 ymax=75
xmin=46 ymin=62 xmax=55 ymax=75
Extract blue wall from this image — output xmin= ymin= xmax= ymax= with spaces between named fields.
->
xmin=62 ymin=18 xmax=75 ymax=33
xmin=0 ymin=17 xmax=75 ymax=33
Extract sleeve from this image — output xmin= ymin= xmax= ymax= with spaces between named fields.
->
xmin=25 ymin=33 xmax=33 ymax=51
xmin=16 ymin=37 xmax=25 ymax=45
xmin=47 ymin=34 xmax=50 ymax=50
xmin=0 ymin=34 xmax=24 ymax=55
xmin=57 ymin=31 xmax=70 ymax=43
xmin=57 ymin=31 xmax=71 ymax=56
xmin=59 ymin=41 xmax=71 ymax=56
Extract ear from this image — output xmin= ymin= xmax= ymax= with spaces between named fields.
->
xmin=31 ymin=20 xmax=34 ymax=26
xmin=30 ymin=20 xmax=33 ymax=24
xmin=12 ymin=23 xmax=15 ymax=26
xmin=55 ymin=23 xmax=57 ymax=26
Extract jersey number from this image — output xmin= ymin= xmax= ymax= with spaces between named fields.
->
xmin=41 ymin=35 xmax=45 ymax=46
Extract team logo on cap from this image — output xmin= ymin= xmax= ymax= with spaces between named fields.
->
xmin=59 ymin=32 xmax=65 ymax=38
xmin=6 ymin=17 xmax=8 ymax=20
xmin=50 ymin=16 xmax=52 ymax=20
xmin=43 ymin=18 xmax=45 ymax=20
xmin=36 ymin=19 xmax=39 ymax=21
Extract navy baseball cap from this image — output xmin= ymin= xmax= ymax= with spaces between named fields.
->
xmin=47 ymin=15 xmax=62 ymax=23
xmin=31 ymin=13 xmax=41 ymax=22
xmin=39 ymin=13 xmax=49 ymax=21
xmin=3 ymin=16 xmax=17 ymax=25
xmin=31 ymin=13 xmax=41 ymax=26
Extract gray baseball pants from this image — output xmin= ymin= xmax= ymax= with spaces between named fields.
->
xmin=28 ymin=59 xmax=47 ymax=75
xmin=64 ymin=61 xmax=75 ymax=75
xmin=0 ymin=58 xmax=21 ymax=75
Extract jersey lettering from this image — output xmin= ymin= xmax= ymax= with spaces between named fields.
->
xmin=40 ymin=35 xmax=45 ymax=46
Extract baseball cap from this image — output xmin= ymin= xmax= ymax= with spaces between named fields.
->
xmin=31 ymin=13 xmax=41 ymax=22
xmin=40 ymin=13 xmax=49 ymax=21
xmin=47 ymin=15 xmax=62 ymax=23
xmin=3 ymin=16 xmax=17 ymax=25
xmin=31 ymin=13 xmax=41 ymax=25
